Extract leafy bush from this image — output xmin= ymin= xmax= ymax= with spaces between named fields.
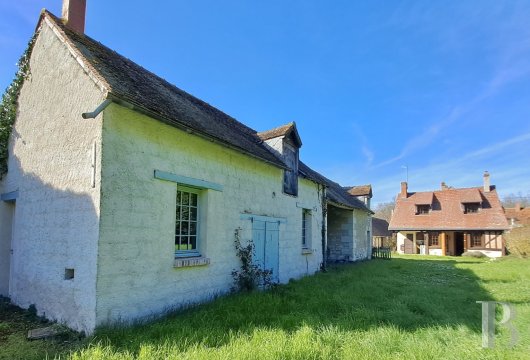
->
xmin=505 ymin=225 xmax=530 ymax=258
xmin=462 ymin=251 xmax=487 ymax=258
xmin=0 ymin=36 xmax=36 ymax=179
xmin=231 ymin=228 xmax=273 ymax=292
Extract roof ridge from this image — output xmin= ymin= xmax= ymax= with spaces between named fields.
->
xmin=38 ymin=10 xmax=286 ymax=169
xmin=43 ymin=10 xmax=262 ymax=138
xmin=40 ymin=10 xmax=111 ymax=94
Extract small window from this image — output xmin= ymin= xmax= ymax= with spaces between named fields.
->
xmin=471 ymin=233 xmax=482 ymax=247
xmin=175 ymin=188 xmax=200 ymax=257
xmin=416 ymin=205 xmax=430 ymax=215
xmin=464 ymin=203 xmax=480 ymax=214
xmin=302 ymin=209 xmax=311 ymax=249
xmin=429 ymin=232 xmax=439 ymax=246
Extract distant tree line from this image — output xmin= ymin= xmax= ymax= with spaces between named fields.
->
xmin=374 ymin=201 xmax=395 ymax=222
xmin=502 ymin=192 xmax=530 ymax=208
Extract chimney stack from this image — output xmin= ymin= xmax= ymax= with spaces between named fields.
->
xmin=483 ymin=171 xmax=490 ymax=192
xmin=400 ymin=182 xmax=408 ymax=198
xmin=441 ymin=182 xmax=448 ymax=191
xmin=515 ymin=202 xmax=522 ymax=212
xmin=62 ymin=0 xmax=86 ymax=33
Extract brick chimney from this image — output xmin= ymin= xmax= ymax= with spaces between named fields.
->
xmin=483 ymin=171 xmax=490 ymax=192
xmin=400 ymin=182 xmax=408 ymax=198
xmin=62 ymin=0 xmax=86 ymax=33
xmin=515 ymin=202 xmax=522 ymax=212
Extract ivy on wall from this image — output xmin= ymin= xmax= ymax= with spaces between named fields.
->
xmin=0 ymin=35 xmax=36 ymax=179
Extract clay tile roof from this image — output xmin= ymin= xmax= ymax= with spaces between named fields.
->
xmin=389 ymin=187 xmax=509 ymax=231
xmin=257 ymin=122 xmax=302 ymax=148
xmin=372 ymin=217 xmax=391 ymax=237
xmin=298 ymin=162 xmax=372 ymax=213
xmin=345 ymin=185 xmax=372 ymax=197
xmin=504 ymin=206 xmax=530 ymax=226
xmin=410 ymin=191 xmax=434 ymax=205
xmin=460 ymin=188 xmax=482 ymax=203
xmin=39 ymin=11 xmax=285 ymax=169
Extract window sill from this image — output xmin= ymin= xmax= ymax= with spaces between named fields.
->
xmin=174 ymin=256 xmax=210 ymax=268
xmin=302 ymin=248 xmax=313 ymax=255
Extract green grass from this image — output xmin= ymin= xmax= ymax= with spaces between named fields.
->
xmin=2 ymin=255 xmax=530 ymax=359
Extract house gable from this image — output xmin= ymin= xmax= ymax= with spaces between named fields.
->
xmin=0 ymin=18 xmax=105 ymax=333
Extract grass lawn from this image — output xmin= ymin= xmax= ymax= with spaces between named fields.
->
xmin=1 ymin=255 xmax=529 ymax=359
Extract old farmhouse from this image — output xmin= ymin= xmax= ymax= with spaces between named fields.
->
xmin=0 ymin=2 xmax=372 ymax=333
xmin=389 ymin=172 xmax=509 ymax=258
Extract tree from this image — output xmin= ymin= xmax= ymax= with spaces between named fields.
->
xmin=374 ymin=201 xmax=395 ymax=222
xmin=502 ymin=192 xmax=530 ymax=208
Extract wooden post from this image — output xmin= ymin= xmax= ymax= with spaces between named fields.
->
xmin=441 ymin=232 xmax=446 ymax=256
xmin=425 ymin=233 xmax=429 ymax=255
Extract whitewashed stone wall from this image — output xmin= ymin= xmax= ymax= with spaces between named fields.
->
xmin=352 ymin=209 xmax=372 ymax=261
xmin=0 ymin=22 xmax=103 ymax=332
xmin=95 ymin=104 xmax=323 ymax=327
xmin=327 ymin=206 xmax=371 ymax=262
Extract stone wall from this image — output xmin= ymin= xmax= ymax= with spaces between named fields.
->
xmin=96 ymin=104 xmax=323 ymax=328
xmin=327 ymin=206 xmax=371 ymax=262
xmin=0 ymin=21 xmax=103 ymax=333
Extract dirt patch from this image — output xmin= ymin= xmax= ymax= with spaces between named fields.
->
xmin=0 ymin=296 xmax=84 ymax=360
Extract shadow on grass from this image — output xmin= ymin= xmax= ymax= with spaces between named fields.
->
xmin=91 ymin=257 xmax=493 ymax=352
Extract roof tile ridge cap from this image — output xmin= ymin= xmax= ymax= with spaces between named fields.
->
xmin=257 ymin=122 xmax=293 ymax=136
xmin=41 ymin=10 xmax=111 ymax=96
xmin=52 ymin=11 xmax=260 ymax=143
xmin=45 ymin=9 xmax=265 ymax=143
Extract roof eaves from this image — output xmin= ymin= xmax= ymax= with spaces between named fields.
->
xmin=41 ymin=10 xmax=288 ymax=171
xmin=388 ymin=227 xmax=509 ymax=231
xmin=106 ymin=93 xmax=289 ymax=170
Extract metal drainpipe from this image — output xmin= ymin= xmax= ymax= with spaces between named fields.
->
xmin=321 ymin=184 xmax=327 ymax=271
xmin=82 ymin=99 xmax=112 ymax=119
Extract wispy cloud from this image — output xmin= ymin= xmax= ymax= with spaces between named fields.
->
xmin=370 ymin=132 xmax=530 ymax=204
xmin=350 ymin=123 xmax=374 ymax=167
xmin=371 ymin=2 xmax=530 ymax=170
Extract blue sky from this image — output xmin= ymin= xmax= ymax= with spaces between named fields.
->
xmin=2 ymin=1 xmax=530 ymax=205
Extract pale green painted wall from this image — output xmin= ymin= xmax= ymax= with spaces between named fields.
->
xmin=96 ymin=104 xmax=323 ymax=326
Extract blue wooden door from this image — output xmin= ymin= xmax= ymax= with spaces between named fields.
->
xmin=251 ymin=219 xmax=279 ymax=283
xmin=265 ymin=222 xmax=279 ymax=282
xmin=252 ymin=220 xmax=266 ymax=270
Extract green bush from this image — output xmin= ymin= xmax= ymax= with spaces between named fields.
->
xmin=462 ymin=251 xmax=487 ymax=258
xmin=505 ymin=225 xmax=530 ymax=257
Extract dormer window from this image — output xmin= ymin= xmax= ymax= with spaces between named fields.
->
xmin=416 ymin=205 xmax=430 ymax=215
xmin=257 ymin=122 xmax=302 ymax=197
xmin=464 ymin=203 xmax=480 ymax=214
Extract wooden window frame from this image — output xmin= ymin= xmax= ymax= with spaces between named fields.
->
xmin=416 ymin=205 xmax=430 ymax=215
xmin=464 ymin=203 xmax=480 ymax=214
xmin=429 ymin=232 xmax=440 ymax=247
xmin=470 ymin=232 xmax=482 ymax=247
xmin=175 ymin=186 xmax=201 ymax=258
xmin=302 ymin=209 xmax=311 ymax=249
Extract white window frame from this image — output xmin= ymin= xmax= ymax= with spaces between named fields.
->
xmin=175 ymin=186 xmax=201 ymax=258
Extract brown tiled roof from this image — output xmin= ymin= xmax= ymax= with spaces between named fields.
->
xmin=504 ymin=207 xmax=530 ymax=226
xmin=39 ymin=11 xmax=285 ymax=169
xmin=460 ymin=188 xmax=482 ymax=203
xmin=299 ymin=162 xmax=372 ymax=213
xmin=39 ymin=10 xmax=372 ymax=212
xmin=410 ymin=191 xmax=434 ymax=205
xmin=257 ymin=122 xmax=302 ymax=147
xmin=389 ymin=187 xmax=509 ymax=231
xmin=372 ymin=217 xmax=391 ymax=237
xmin=345 ymin=185 xmax=372 ymax=197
